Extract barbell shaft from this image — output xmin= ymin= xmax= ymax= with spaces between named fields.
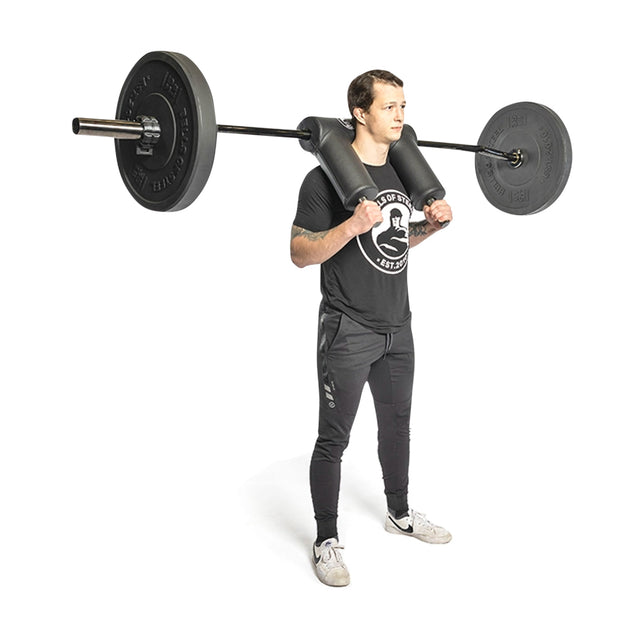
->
xmin=72 ymin=117 xmax=519 ymax=163
xmin=217 ymin=124 xmax=310 ymax=140
xmin=72 ymin=118 xmax=310 ymax=141
xmin=416 ymin=139 xmax=521 ymax=164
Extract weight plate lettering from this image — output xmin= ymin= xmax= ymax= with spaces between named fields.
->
xmin=115 ymin=51 xmax=216 ymax=212
xmin=475 ymin=102 xmax=572 ymax=215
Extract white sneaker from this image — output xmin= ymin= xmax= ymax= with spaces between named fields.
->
xmin=385 ymin=509 xmax=452 ymax=544
xmin=313 ymin=538 xmax=350 ymax=587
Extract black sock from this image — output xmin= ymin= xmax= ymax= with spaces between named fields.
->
xmin=386 ymin=494 xmax=409 ymax=519
xmin=315 ymin=518 xmax=338 ymax=546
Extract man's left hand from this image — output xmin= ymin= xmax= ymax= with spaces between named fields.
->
xmin=423 ymin=200 xmax=452 ymax=229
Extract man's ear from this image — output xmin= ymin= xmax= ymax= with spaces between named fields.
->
xmin=353 ymin=108 xmax=366 ymax=125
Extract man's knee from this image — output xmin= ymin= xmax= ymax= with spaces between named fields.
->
xmin=312 ymin=435 xmax=351 ymax=463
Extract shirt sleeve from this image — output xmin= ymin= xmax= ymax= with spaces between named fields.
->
xmin=293 ymin=167 xmax=341 ymax=233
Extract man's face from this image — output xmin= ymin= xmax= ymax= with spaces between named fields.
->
xmin=361 ymin=81 xmax=406 ymax=144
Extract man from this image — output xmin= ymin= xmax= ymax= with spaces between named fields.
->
xmin=291 ymin=70 xmax=453 ymax=587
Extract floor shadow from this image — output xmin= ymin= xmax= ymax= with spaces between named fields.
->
xmin=240 ymin=455 xmax=312 ymax=553
xmin=240 ymin=454 xmax=388 ymax=552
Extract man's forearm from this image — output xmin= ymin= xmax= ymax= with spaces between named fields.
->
xmin=408 ymin=220 xmax=438 ymax=248
xmin=290 ymin=223 xmax=355 ymax=268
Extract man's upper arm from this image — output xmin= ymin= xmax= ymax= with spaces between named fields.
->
xmin=294 ymin=168 xmax=336 ymax=233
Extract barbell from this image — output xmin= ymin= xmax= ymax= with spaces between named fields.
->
xmin=72 ymin=51 xmax=572 ymax=216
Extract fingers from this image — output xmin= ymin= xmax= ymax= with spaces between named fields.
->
xmin=355 ymin=199 xmax=383 ymax=231
xmin=424 ymin=200 xmax=452 ymax=228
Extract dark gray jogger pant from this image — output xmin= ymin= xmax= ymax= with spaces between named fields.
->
xmin=311 ymin=305 xmax=415 ymax=541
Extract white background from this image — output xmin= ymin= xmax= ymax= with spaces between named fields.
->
xmin=2 ymin=1 xmax=638 ymax=638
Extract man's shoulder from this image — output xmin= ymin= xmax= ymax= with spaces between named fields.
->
xmin=295 ymin=166 xmax=343 ymax=231
xmin=298 ymin=165 xmax=342 ymax=209
xmin=301 ymin=165 xmax=332 ymax=191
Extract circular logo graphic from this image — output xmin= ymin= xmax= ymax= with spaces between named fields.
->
xmin=357 ymin=189 xmax=411 ymax=274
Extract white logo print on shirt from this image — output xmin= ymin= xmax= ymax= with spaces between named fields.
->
xmin=356 ymin=189 xmax=411 ymax=274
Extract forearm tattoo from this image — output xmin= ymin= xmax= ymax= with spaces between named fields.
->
xmin=408 ymin=221 xmax=432 ymax=237
xmin=291 ymin=225 xmax=329 ymax=242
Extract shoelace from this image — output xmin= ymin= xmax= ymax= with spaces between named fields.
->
xmin=412 ymin=511 xmax=436 ymax=531
xmin=321 ymin=542 xmax=345 ymax=566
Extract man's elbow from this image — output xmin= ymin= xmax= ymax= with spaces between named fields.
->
xmin=290 ymin=237 xmax=313 ymax=268
xmin=291 ymin=254 xmax=305 ymax=269
xmin=290 ymin=250 xmax=310 ymax=269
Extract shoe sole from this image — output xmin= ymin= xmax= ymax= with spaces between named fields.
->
xmin=317 ymin=572 xmax=350 ymax=587
xmin=314 ymin=564 xmax=350 ymax=587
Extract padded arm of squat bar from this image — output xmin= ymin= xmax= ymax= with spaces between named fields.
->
xmin=299 ymin=117 xmax=449 ymax=227
xmin=389 ymin=125 xmax=448 ymax=228
xmin=298 ymin=117 xmax=378 ymax=210
xmin=389 ymin=124 xmax=448 ymax=229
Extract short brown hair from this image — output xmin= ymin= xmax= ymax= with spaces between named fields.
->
xmin=347 ymin=70 xmax=404 ymax=118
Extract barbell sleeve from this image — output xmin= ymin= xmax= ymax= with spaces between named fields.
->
xmin=72 ymin=118 xmax=144 ymax=139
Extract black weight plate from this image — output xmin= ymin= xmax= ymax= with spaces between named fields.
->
xmin=475 ymin=102 xmax=572 ymax=215
xmin=115 ymin=51 xmax=216 ymax=211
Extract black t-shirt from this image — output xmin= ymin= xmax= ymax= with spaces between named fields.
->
xmin=294 ymin=162 xmax=413 ymax=333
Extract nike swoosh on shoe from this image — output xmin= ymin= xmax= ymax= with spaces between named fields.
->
xmin=388 ymin=517 xmax=413 ymax=534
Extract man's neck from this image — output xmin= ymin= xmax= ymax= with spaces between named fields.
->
xmin=352 ymin=132 xmax=389 ymax=166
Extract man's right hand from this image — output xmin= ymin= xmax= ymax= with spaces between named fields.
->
xmin=348 ymin=199 xmax=384 ymax=236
